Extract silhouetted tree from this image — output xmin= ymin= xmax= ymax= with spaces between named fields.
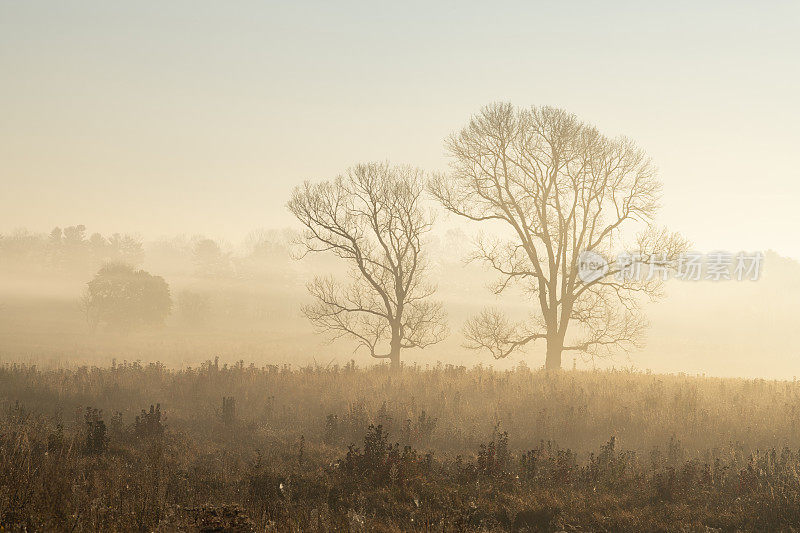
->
xmin=288 ymin=162 xmax=447 ymax=370
xmin=89 ymin=232 xmax=145 ymax=267
xmin=430 ymin=103 xmax=687 ymax=369
xmin=237 ymin=229 xmax=295 ymax=282
xmin=0 ymin=229 xmax=48 ymax=274
xmin=192 ymin=238 xmax=232 ymax=277
xmin=83 ymin=263 xmax=172 ymax=331
xmin=0 ymin=225 xmax=144 ymax=274
xmin=47 ymin=224 xmax=89 ymax=271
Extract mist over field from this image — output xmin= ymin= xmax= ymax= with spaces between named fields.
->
xmin=1 ymin=227 xmax=798 ymax=379
xmin=2 ymin=2 xmax=800 ymax=532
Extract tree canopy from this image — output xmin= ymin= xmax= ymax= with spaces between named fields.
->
xmin=83 ymin=263 xmax=172 ymax=331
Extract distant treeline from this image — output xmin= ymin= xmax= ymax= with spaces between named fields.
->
xmin=0 ymin=225 xmax=471 ymax=283
xmin=0 ymin=225 xmax=296 ymax=281
xmin=0 ymin=225 xmax=143 ymax=275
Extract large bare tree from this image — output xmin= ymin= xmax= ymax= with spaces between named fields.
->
xmin=288 ymin=162 xmax=447 ymax=370
xmin=430 ymin=104 xmax=687 ymax=370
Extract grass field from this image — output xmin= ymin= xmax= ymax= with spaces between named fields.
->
xmin=3 ymin=360 xmax=800 ymax=531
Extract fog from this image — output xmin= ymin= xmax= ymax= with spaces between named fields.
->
xmin=0 ymin=223 xmax=796 ymax=379
xmin=2 ymin=3 xmax=799 ymax=381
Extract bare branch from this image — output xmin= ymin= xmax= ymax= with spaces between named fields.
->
xmin=464 ymin=308 xmax=546 ymax=359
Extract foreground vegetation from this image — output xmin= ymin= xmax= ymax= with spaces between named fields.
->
xmin=3 ymin=361 xmax=800 ymax=531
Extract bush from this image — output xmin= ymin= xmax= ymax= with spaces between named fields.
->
xmin=83 ymin=263 xmax=172 ymax=331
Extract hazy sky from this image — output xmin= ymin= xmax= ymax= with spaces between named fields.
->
xmin=2 ymin=1 xmax=798 ymax=257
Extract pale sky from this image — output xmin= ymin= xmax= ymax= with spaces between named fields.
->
xmin=2 ymin=1 xmax=799 ymax=257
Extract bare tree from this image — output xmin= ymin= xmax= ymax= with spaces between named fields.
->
xmin=288 ymin=162 xmax=447 ymax=370
xmin=430 ymin=103 xmax=687 ymax=370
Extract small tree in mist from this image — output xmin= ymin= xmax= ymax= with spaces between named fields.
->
xmin=83 ymin=263 xmax=172 ymax=331
xmin=192 ymin=238 xmax=232 ymax=278
xmin=288 ymin=162 xmax=447 ymax=370
xmin=430 ymin=103 xmax=687 ymax=369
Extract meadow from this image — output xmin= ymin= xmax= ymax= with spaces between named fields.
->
xmin=3 ymin=360 xmax=800 ymax=531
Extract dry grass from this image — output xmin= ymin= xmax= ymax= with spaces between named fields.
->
xmin=3 ymin=360 xmax=800 ymax=531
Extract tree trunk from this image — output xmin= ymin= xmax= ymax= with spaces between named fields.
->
xmin=545 ymin=335 xmax=562 ymax=370
xmin=389 ymin=332 xmax=401 ymax=372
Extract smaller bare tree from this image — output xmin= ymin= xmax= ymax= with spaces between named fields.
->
xmin=288 ymin=162 xmax=447 ymax=370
